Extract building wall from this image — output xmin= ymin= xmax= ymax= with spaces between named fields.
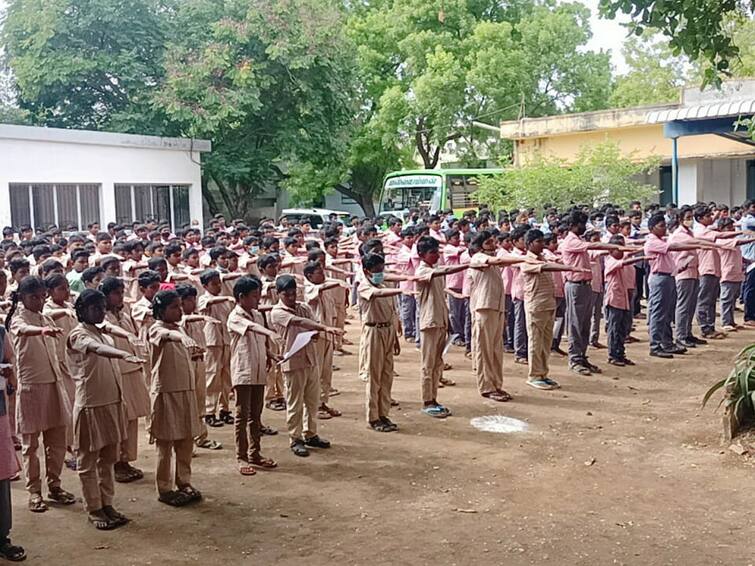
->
xmin=0 ymin=137 xmax=204 ymax=229
xmin=515 ymin=125 xmax=755 ymax=165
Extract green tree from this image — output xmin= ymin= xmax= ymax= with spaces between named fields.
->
xmin=474 ymin=140 xmax=659 ymax=212
xmin=157 ymin=0 xmax=356 ymax=221
xmin=599 ymin=0 xmax=754 ymax=86
xmin=2 ymin=0 xmax=170 ymax=132
xmin=609 ymin=33 xmax=689 ymax=108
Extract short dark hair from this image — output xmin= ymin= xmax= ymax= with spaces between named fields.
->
xmin=199 ymin=269 xmax=221 ymax=287
xmin=99 ymin=276 xmax=125 ymax=296
xmin=525 ymin=229 xmax=544 ymax=246
xmin=233 ymin=275 xmax=262 ymax=300
xmin=303 ymin=261 xmax=322 ymax=278
xmin=152 ymin=290 xmax=179 ymax=320
xmin=175 ymin=283 xmax=198 ymax=299
xmin=81 ymin=266 xmax=104 ymax=284
xmin=362 ymin=252 xmax=385 ymax=271
xmin=416 ymin=236 xmax=439 ymax=256
xmin=568 ymin=210 xmax=588 ymax=228
xmin=137 ymin=269 xmax=161 ymax=289
xmin=647 ymin=213 xmax=666 ymax=230
xmin=275 ymin=274 xmax=297 ymax=293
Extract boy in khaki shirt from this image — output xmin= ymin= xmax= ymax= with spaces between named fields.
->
xmin=520 ymin=229 xmax=590 ymax=390
xmin=269 ymin=275 xmax=343 ymax=457
xmin=227 ymin=276 xmax=280 ymax=475
xmin=414 ymin=237 xmax=469 ymax=418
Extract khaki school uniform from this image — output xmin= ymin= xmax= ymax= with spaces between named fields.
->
xmin=520 ymin=252 xmax=556 ymax=379
xmin=304 ymin=281 xmax=337 ymax=405
xmin=261 ymin=277 xmax=284 ymax=402
xmin=43 ymin=299 xmax=77 ymax=447
xmin=198 ymin=293 xmax=233 ymax=415
xmin=148 ymin=321 xmax=199 ymax=495
xmin=469 ymin=252 xmax=506 ymax=395
xmin=67 ymin=324 xmax=127 ymax=512
xmin=357 ymin=278 xmax=397 ymax=422
xmin=10 ymin=305 xmax=72 ymax=495
xmin=104 ymin=308 xmax=150 ymax=463
xmin=182 ymin=317 xmax=209 ymax=445
xmin=269 ymin=302 xmax=319 ymax=442
xmin=228 ymin=306 xmax=268 ymax=462
xmin=415 ymin=261 xmax=448 ymax=403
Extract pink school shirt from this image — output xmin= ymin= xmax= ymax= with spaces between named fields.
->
xmin=543 ymin=249 xmax=565 ymax=299
xmin=668 ymin=226 xmax=699 ymax=280
xmin=560 ymin=232 xmax=592 ymax=282
xmin=693 ymin=225 xmax=721 ymax=277
xmin=643 ymin=233 xmax=675 ymax=274
xmin=622 ymin=264 xmax=636 ymax=291
xmin=588 ymin=250 xmax=604 ymax=293
xmin=510 ymin=248 xmax=526 ymax=301
xmin=395 ymin=244 xmax=415 ymax=292
xmin=719 ymin=240 xmax=744 ymax=283
xmin=498 ymin=249 xmax=514 ymax=295
xmin=604 ymin=255 xmax=630 ymax=310
xmin=443 ymin=243 xmax=464 ymax=290
xmin=460 ymin=250 xmax=472 ymax=298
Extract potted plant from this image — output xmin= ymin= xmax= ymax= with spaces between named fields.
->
xmin=702 ymin=344 xmax=755 ymax=441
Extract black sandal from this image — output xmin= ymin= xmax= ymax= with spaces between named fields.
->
xmin=290 ymin=440 xmax=309 ymax=457
xmin=88 ymin=510 xmax=118 ymax=530
xmin=48 ymin=487 xmax=76 ymax=505
xmin=380 ymin=417 xmax=399 ymax=432
xmin=0 ymin=541 xmax=26 ymax=562
xmin=369 ymin=420 xmax=392 ymax=432
xmin=158 ymin=490 xmax=192 ymax=507
xmin=102 ymin=505 xmax=130 ymax=527
xmin=180 ymin=486 xmax=203 ymax=503
xmin=28 ymin=493 xmax=48 ymax=513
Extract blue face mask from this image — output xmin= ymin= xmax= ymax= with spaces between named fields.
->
xmin=370 ymin=272 xmax=385 ymax=285
xmin=249 ymin=246 xmax=259 ymax=254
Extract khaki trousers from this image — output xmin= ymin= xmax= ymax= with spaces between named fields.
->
xmin=334 ymin=294 xmax=347 ymax=350
xmin=265 ymin=343 xmax=284 ymax=401
xmin=526 ymin=308 xmax=555 ymax=379
xmin=420 ymin=327 xmax=446 ymax=403
xmin=472 ymin=308 xmax=505 ymax=395
xmin=316 ymin=338 xmax=334 ymax=405
xmin=284 ymin=368 xmax=319 ymax=442
xmin=120 ymin=418 xmax=139 ymax=463
xmin=155 ymin=437 xmax=193 ymax=495
xmin=234 ymin=384 xmax=265 ymax=462
xmin=205 ymin=345 xmax=231 ymax=414
xmin=78 ymin=442 xmax=117 ymax=512
xmin=363 ymin=326 xmax=395 ymax=422
xmin=22 ymin=426 xmax=67 ymax=494
xmin=193 ymin=360 xmax=209 ymax=444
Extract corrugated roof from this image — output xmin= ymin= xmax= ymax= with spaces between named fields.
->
xmin=647 ymin=99 xmax=755 ymax=124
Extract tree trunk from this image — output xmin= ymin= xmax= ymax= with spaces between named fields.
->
xmin=335 ymin=184 xmax=375 ymax=217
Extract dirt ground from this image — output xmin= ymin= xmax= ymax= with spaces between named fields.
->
xmin=9 ymin=313 xmax=755 ymax=566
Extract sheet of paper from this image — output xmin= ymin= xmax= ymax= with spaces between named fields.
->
xmin=442 ymin=333 xmax=459 ymax=358
xmin=0 ymin=376 xmax=6 ymax=390
xmin=278 ymin=331 xmax=318 ymax=366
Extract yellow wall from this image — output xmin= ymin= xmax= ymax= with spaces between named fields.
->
xmin=516 ymin=125 xmax=755 ymax=165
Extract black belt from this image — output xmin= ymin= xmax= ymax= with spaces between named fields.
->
xmin=567 ymin=280 xmax=591 ymax=285
xmin=654 ymin=272 xmax=672 ymax=277
xmin=364 ymin=322 xmax=392 ymax=328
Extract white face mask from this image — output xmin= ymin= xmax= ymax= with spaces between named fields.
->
xmin=682 ymin=219 xmax=693 ymax=228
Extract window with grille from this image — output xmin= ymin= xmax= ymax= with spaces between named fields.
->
xmin=114 ymin=184 xmax=192 ymax=231
xmin=448 ymin=175 xmax=480 ymax=209
xmin=9 ymin=183 xmax=101 ymax=231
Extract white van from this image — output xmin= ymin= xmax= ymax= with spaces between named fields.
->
xmin=279 ymin=208 xmax=352 ymax=228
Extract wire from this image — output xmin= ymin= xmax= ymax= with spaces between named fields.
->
xmin=412 ymin=100 xmax=523 ymax=136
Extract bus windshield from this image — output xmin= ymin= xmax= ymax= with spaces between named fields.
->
xmin=380 ymin=174 xmax=443 ymax=214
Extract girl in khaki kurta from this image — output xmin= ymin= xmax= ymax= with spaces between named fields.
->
xmin=42 ymin=273 xmax=78 ymax=469
xmin=68 ymin=289 xmax=144 ymax=530
xmin=101 ymin=277 xmax=151 ymax=483
xmin=7 ymin=276 xmax=74 ymax=513
xmin=149 ymin=290 xmax=202 ymax=507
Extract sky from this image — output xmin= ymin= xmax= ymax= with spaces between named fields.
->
xmin=584 ymin=0 xmax=631 ymax=74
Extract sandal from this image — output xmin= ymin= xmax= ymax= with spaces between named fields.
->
xmin=329 ymin=387 xmax=340 ymax=397
xmin=514 ymin=357 xmax=528 ymax=365
xmin=390 ymin=398 xmax=400 ymax=407
xmin=260 ymin=425 xmax=278 ymax=436
xmin=88 ymin=510 xmax=117 ymax=531
xmin=570 ymin=364 xmax=592 ymax=376
xmin=443 ymin=363 xmax=452 ymax=371
xmin=180 ymin=486 xmax=203 ymax=502
xmin=65 ymin=457 xmax=78 ymax=471
xmin=369 ymin=420 xmax=392 ymax=432
xmin=543 ymin=378 xmax=561 ymax=389
xmin=250 ymin=457 xmax=278 ymax=469
xmin=527 ymin=379 xmax=556 ymax=391
xmin=421 ymin=405 xmax=448 ymax=418
xmin=158 ymin=490 xmax=192 ymax=507
xmin=439 ymin=377 xmax=456 ymax=387
xmin=238 ymin=464 xmax=257 ymax=476
xmin=320 ymin=404 xmax=342 ymax=417
xmin=28 ymin=493 xmax=48 ymax=513
xmin=380 ymin=417 xmax=399 ymax=432
xmin=196 ymin=438 xmax=223 ymax=450
xmin=290 ymin=440 xmax=309 ymax=457
xmin=317 ymin=409 xmax=333 ymax=420
xmin=265 ymin=399 xmax=286 ymax=412
xmin=0 ymin=541 xmax=26 ymax=562
xmin=114 ymin=462 xmax=141 ymax=483
xmin=48 ymin=487 xmax=76 ymax=505
xmin=102 ymin=505 xmax=130 ymax=527
xmin=483 ymin=390 xmax=514 ymax=401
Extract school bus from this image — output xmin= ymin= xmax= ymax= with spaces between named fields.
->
xmin=378 ymin=168 xmax=503 ymax=219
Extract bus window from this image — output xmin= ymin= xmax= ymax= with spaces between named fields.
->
xmin=448 ymin=175 xmax=479 ymax=209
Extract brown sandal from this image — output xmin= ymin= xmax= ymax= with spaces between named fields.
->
xmin=28 ymin=493 xmax=48 ymax=513
xmin=483 ymin=390 xmax=513 ymax=402
xmin=250 ymin=457 xmax=278 ymax=470
xmin=239 ymin=464 xmax=257 ymax=476
xmin=320 ymin=404 xmax=342 ymax=417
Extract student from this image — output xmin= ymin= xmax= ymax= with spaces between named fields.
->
xmin=560 ymin=211 xmax=627 ymax=376
xmin=269 ymin=275 xmax=342 ymax=457
xmin=303 ymin=262 xmax=343 ymax=419
xmin=543 ymin=234 xmax=567 ymax=356
xmin=414 ymin=236 xmax=469 ymax=418
xmin=42 ymin=274 xmax=78 ymax=470
xmin=81 ymin=266 xmax=105 ymax=290
xmin=520 ymin=229 xmax=588 ymax=390
xmin=100 ymin=277 xmax=151 ymax=482
xmin=0 ymin=325 xmax=25 ymax=561
xmin=393 ymin=228 xmax=418 ymax=342
xmin=718 ymin=217 xmax=755 ymax=330
xmin=586 ymin=231 xmax=606 ymax=349
xmin=509 ymin=226 xmax=529 ymax=364
xmin=228 ymin=276 xmax=280 ymax=475
xmin=149 ymin=290 xmax=203 ymax=507
xmin=468 ymin=231 xmax=526 ymax=401
xmin=131 ymin=270 xmax=161 ymax=350
xmin=669 ymin=207 xmax=704 ymax=348
xmin=198 ymin=269 xmax=235 ymax=426
xmin=443 ymin=230 xmax=466 ymax=344
xmin=6 ymin=276 xmax=75 ymax=513
xmin=604 ymin=236 xmax=648 ymax=366
xmin=358 ymin=253 xmax=403 ymax=432
xmin=258 ymin=254 xmax=286 ymax=411
xmin=175 ymin=284 xmax=222 ymax=451
xmin=68 ymin=289 xmax=144 ymax=530
xmin=644 ymin=213 xmax=715 ymax=358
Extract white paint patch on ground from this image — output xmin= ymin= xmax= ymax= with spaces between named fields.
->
xmin=470 ymin=415 xmax=530 ymax=434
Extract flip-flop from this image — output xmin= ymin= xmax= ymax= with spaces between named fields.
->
xmin=88 ymin=512 xmax=117 ymax=531
xmin=102 ymin=505 xmax=130 ymax=527
xmin=527 ymin=379 xmax=556 ymax=390
xmin=369 ymin=420 xmax=392 ymax=432
xmin=239 ymin=464 xmax=257 ymax=476
xmin=180 ymin=486 xmax=203 ymax=502
xmin=543 ymin=378 xmax=561 ymax=389
xmin=0 ymin=542 xmax=26 ymax=562
xmin=48 ymin=488 xmax=76 ymax=505
xmin=196 ymin=439 xmax=223 ymax=450
xmin=28 ymin=494 xmax=48 ymax=513
xmin=158 ymin=490 xmax=192 ymax=507
xmin=421 ymin=405 xmax=448 ymax=418
xmin=483 ymin=390 xmax=513 ymax=401
xmin=250 ymin=457 xmax=278 ymax=469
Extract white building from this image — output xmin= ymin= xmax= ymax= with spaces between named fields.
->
xmin=0 ymin=124 xmax=210 ymax=232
